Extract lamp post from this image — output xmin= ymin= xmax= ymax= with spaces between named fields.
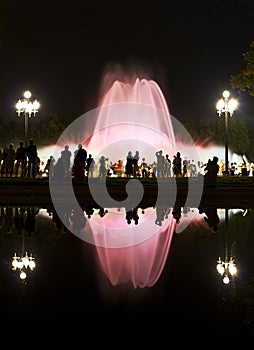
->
xmin=216 ymin=90 xmax=238 ymax=175
xmin=15 ymin=90 xmax=40 ymax=145
xmin=11 ymin=232 xmax=36 ymax=281
xmin=216 ymin=208 xmax=237 ymax=284
xmin=12 ymin=251 xmax=36 ymax=280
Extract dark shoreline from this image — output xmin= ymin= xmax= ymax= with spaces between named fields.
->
xmin=1 ymin=177 xmax=254 ymax=208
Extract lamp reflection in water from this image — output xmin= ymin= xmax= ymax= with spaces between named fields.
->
xmin=11 ymin=232 xmax=36 ymax=280
xmin=216 ymin=208 xmax=237 ymax=284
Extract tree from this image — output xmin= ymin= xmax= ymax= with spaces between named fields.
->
xmin=184 ymin=117 xmax=250 ymax=156
xmin=32 ymin=114 xmax=66 ymax=146
xmin=230 ymin=41 xmax=254 ymax=96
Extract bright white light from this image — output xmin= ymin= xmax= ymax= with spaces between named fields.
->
xmin=223 ymin=275 xmax=230 ymax=284
xmin=216 ymin=99 xmax=225 ymax=111
xmin=228 ymin=98 xmax=238 ymax=114
xmin=20 ymin=271 xmax=27 ymax=280
xmin=29 ymin=260 xmax=36 ymax=270
xmin=24 ymin=90 xmax=31 ymax=99
xmin=223 ymin=90 xmax=230 ymax=98
xmin=216 ymin=263 xmax=225 ymax=275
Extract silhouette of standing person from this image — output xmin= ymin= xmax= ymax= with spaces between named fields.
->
xmin=133 ymin=151 xmax=140 ymax=178
xmin=72 ymin=144 xmax=87 ymax=182
xmin=199 ymin=206 xmax=220 ymax=233
xmin=173 ymin=152 xmax=182 ymax=177
xmin=155 ymin=150 xmax=165 ymax=177
xmin=61 ymin=145 xmax=72 ymax=176
xmin=13 ymin=207 xmax=25 ymax=235
xmin=74 ymin=144 xmax=87 ymax=166
xmin=25 ymin=207 xmax=38 ymax=237
xmin=125 ymin=151 xmax=133 ymax=178
xmin=15 ymin=141 xmax=27 ymax=177
xmin=140 ymin=158 xmax=148 ymax=178
xmin=164 ymin=154 xmax=172 ymax=177
xmin=204 ymin=156 xmax=219 ymax=185
xmin=98 ymin=156 xmax=108 ymax=178
xmin=86 ymin=154 xmax=95 ymax=177
xmin=1 ymin=143 xmax=15 ymax=177
xmin=26 ymin=139 xmax=38 ymax=178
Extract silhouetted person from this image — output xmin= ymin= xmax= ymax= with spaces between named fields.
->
xmin=70 ymin=208 xmax=87 ymax=234
xmin=173 ymin=152 xmax=182 ymax=177
xmin=126 ymin=210 xmax=133 ymax=224
xmin=25 ymin=207 xmax=38 ymax=237
xmin=133 ymin=151 xmax=140 ymax=178
xmin=155 ymin=206 xmax=166 ymax=226
xmin=164 ymin=154 xmax=172 ymax=177
xmin=15 ymin=141 xmax=27 ymax=177
xmin=44 ymin=156 xmax=55 ymax=177
xmin=155 ymin=150 xmax=164 ymax=177
xmin=74 ymin=144 xmax=87 ymax=166
xmin=26 ymin=139 xmax=37 ymax=178
xmin=125 ymin=151 xmax=133 ymax=178
xmin=199 ymin=206 xmax=220 ymax=233
xmin=98 ymin=156 xmax=108 ymax=178
xmin=98 ymin=207 xmax=108 ymax=217
xmin=73 ymin=144 xmax=87 ymax=182
xmin=13 ymin=207 xmax=25 ymax=235
xmin=172 ymin=206 xmax=182 ymax=224
xmin=132 ymin=207 xmax=139 ymax=225
xmin=140 ymin=158 xmax=148 ymax=178
xmin=86 ymin=154 xmax=95 ymax=177
xmin=1 ymin=143 xmax=15 ymax=177
xmin=52 ymin=208 xmax=65 ymax=231
xmin=54 ymin=156 xmax=66 ymax=180
xmin=61 ymin=145 xmax=72 ymax=176
xmin=204 ymin=156 xmax=219 ymax=185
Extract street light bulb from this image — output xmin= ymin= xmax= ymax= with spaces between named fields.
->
xmin=24 ymin=90 xmax=31 ymax=99
xmin=20 ymin=271 xmax=27 ymax=280
xmin=228 ymin=98 xmax=238 ymax=114
xmin=16 ymin=99 xmax=23 ymax=110
xmin=12 ymin=259 xmax=18 ymax=269
xmin=29 ymin=260 xmax=36 ymax=270
xmin=33 ymin=100 xmax=40 ymax=110
xmin=223 ymin=275 xmax=230 ymax=284
xmin=216 ymin=99 xmax=225 ymax=111
xmin=216 ymin=263 xmax=225 ymax=275
xmin=223 ymin=90 xmax=230 ymax=98
xmin=229 ymin=263 xmax=237 ymax=276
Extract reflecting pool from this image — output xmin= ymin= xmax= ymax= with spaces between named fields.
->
xmin=0 ymin=204 xmax=254 ymax=341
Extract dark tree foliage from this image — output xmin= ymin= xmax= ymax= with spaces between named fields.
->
xmin=230 ymin=41 xmax=254 ymax=97
xmin=183 ymin=117 xmax=250 ymax=156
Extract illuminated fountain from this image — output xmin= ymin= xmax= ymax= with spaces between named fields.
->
xmin=49 ymin=65 xmax=203 ymax=289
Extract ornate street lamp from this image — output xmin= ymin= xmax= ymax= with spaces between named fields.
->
xmin=216 ymin=256 xmax=237 ymax=285
xmin=12 ymin=251 xmax=36 ymax=280
xmin=216 ymin=90 xmax=238 ymax=175
xmin=216 ymin=209 xmax=237 ymax=284
xmin=11 ymin=231 xmax=36 ymax=280
xmin=15 ymin=90 xmax=40 ymax=145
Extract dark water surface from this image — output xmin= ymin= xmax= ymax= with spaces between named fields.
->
xmin=0 ymin=204 xmax=254 ymax=343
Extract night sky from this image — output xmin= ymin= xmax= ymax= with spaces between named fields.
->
xmin=1 ymin=0 xmax=254 ymax=127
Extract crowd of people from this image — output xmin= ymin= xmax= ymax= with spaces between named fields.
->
xmin=0 ymin=139 xmax=40 ymax=178
xmin=1 ymin=140 xmax=253 ymax=182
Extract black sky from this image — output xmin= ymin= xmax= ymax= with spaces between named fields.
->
xmin=1 ymin=0 xmax=254 ymax=126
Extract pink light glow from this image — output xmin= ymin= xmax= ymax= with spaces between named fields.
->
xmin=95 ymin=219 xmax=175 ymax=289
xmin=83 ymin=71 xmax=178 ymax=288
xmin=84 ymin=77 xmax=177 ymax=164
xmin=87 ymin=207 xmax=176 ymax=289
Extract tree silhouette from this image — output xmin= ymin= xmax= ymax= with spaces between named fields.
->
xmin=230 ymin=41 xmax=254 ymax=97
